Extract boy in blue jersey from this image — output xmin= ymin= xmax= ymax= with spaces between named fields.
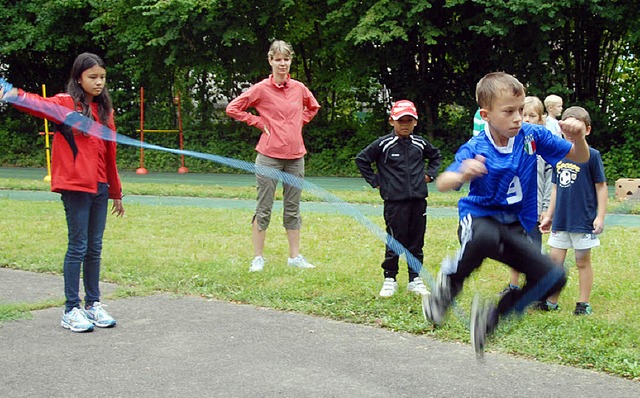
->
xmin=539 ymin=106 xmax=607 ymax=315
xmin=421 ymin=72 xmax=591 ymax=357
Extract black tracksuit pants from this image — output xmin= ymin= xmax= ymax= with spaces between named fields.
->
xmin=382 ymin=199 xmax=427 ymax=281
xmin=449 ymin=216 xmax=567 ymax=316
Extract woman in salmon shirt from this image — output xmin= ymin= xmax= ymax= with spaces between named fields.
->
xmin=1 ymin=53 xmax=124 ymax=332
xmin=226 ymin=40 xmax=320 ymax=273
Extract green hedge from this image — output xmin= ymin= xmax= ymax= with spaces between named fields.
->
xmin=1 ymin=106 xmax=638 ymax=181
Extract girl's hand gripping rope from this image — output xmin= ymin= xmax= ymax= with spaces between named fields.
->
xmin=0 ymin=77 xmax=16 ymax=101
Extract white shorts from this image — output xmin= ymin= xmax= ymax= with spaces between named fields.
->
xmin=547 ymin=231 xmax=600 ymax=250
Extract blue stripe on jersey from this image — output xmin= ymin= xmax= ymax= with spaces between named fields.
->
xmin=447 ymin=123 xmax=572 ymax=232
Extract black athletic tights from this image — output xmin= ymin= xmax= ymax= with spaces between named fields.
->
xmin=449 ymin=216 xmax=567 ymax=316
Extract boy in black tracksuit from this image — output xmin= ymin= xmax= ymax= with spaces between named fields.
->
xmin=355 ymin=100 xmax=442 ymax=297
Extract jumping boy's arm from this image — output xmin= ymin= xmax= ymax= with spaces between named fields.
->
xmin=559 ymin=118 xmax=590 ymax=163
xmin=436 ymin=155 xmax=487 ymax=192
xmin=593 ymin=181 xmax=608 ymax=234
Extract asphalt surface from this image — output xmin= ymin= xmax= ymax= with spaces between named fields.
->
xmin=1 ymin=268 xmax=639 ymax=397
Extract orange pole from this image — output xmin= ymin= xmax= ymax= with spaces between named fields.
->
xmin=136 ymin=87 xmax=148 ymax=174
xmin=176 ymin=92 xmax=188 ymax=173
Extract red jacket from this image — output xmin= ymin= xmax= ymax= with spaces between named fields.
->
xmin=225 ymin=75 xmax=320 ymax=159
xmin=14 ymin=90 xmax=123 ymax=199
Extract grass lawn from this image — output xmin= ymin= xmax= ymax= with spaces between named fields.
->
xmin=1 ymin=176 xmax=639 ymax=381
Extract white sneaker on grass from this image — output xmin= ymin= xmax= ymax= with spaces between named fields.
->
xmin=61 ymin=307 xmax=94 ymax=333
xmin=288 ymin=255 xmax=315 ymax=269
xmin=84 ymin=302 xmax=117 ymax=328
xmin=379 ymin=278 xmax=398 ymax=297
xmin=407 ymin=277 xmax=429 ymax=295
xmin=249 ymin=256 xmax=265 ymax=272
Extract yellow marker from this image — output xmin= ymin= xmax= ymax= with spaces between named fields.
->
xmin=42 ymin=84 xmax=52 ymax=182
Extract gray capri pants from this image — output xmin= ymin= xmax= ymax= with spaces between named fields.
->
xmin=254 ymin=153 xmax=304 ymax=231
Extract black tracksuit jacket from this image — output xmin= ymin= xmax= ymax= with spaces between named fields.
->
xmin=355 ymin=132 xmax=442 ymax=200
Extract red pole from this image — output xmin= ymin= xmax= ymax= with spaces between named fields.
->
xmin=136 ymin=87 xmax=148 ymax=174
xmin=176 ymin=92 xmax=188 ymax=173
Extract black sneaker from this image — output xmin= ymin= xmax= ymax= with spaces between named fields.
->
xmin=573 ymin=302 xmax=592 ymax=315
xmin=422 ymin=272 xmax=452 ymax=326
xmin=498 ymin=284 xmax=520 ymax=298
xmin=531 ymin=300 xmax=559 ymax=312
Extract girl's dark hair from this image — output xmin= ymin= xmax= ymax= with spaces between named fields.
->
xmin=66 ymin=52 xmax=113 ymax=125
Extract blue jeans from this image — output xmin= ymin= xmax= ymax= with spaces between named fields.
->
xmin=61 ymin=183 xmax=109 ymax=312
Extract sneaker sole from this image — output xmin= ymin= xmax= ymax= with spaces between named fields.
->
xmin=408 ymin=287 xmax=429 ymax=295
xmin=379 ymin=287 xmax=398 ymax=297
xmin=90 ymin=320 xmax=117 ymax=328
xmin=61 ymin=321 xmax=94 ymax=333
xmin=470 ymin=295 xmax=486 ymax=359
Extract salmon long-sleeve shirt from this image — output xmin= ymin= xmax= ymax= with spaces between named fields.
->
xmin=226 ymin=74 xmax=320 ymax=159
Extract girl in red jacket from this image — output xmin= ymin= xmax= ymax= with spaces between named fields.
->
xmin=1 ymin=53 xmax=124 ymax=332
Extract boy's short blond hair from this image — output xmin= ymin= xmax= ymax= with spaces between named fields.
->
xmin=268 ymin=40 xmax=294 ymax=60
xmin=476 ymin=72 xmax=525 ymax=110
xmin=544 ymin=94 xmax=562 ymax=110
xmin=561 ymin=106 xmax=591 ymax=127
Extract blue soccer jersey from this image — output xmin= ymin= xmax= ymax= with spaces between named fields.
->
xmin=447 ymin=123 xmax=572 ymax=232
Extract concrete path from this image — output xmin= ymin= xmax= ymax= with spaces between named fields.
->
xmin=1 ymin=268 xmax=638 ymax=397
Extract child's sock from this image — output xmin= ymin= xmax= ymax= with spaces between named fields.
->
xmin=546 ymin=300 xmax=559 ymax=310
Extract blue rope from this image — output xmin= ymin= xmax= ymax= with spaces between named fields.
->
xmin=5 ymin=92 xmax=565 ymax=328
xmin=5 ymin=93 xmax=433 ymax=286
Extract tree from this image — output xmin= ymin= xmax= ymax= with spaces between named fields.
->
xmin=1 ymin=0 xmax=640 ymax=177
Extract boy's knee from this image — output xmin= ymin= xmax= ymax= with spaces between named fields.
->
xmin=574 ymin=249 xmax=591 ymax=268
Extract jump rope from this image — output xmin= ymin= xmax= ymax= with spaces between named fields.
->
xmin=0 ymin=78 xmax=563 ymax=327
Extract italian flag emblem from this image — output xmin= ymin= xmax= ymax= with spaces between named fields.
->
xmin=524 ymin=135 xmax=536 ymax=155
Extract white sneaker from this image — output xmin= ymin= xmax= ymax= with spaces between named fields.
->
xmin=379 ymin=278 xmax=398 ymax=297
xmin=249 ymin=256 xmax=265 ymax=272
xmin=407 ymin=277 xmax=429 ymax=295
xmin=84 ymin=302 xmax=117 ymax=328
xmin=288 ymin=254 xmax=315 ymax=269
xmin=61 ymin=307 xmax=94 ymax=333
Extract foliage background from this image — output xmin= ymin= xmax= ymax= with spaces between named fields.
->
xmin=0 ymin=0 xmax=639 ymax=180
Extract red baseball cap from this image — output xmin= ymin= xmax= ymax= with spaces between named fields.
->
xmin=390 ymin=100 xmax=418 ymax=120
